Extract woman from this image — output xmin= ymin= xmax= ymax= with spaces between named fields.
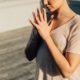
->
xmin=29 ymin=0 xmax=80 ymax=80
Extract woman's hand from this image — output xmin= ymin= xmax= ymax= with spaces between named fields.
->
xmin=29 ymin=8 xmax=54 ymax=41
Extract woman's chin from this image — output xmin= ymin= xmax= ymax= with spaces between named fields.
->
xmin=49 ymin=9 xmax=56 ymax=13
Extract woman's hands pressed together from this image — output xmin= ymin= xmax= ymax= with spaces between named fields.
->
xmin=29 ymin=8 xmax=54 ymax=41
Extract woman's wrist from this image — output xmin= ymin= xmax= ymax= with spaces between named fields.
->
xmin=44 ymin=35 xmax=52 ymax=43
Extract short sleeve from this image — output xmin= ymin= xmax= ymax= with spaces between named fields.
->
xmin=65 ymin=23 xmax=80 ymax=54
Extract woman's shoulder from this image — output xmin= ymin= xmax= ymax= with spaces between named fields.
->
xmin=72 ymin=14 xmax=80 ymax=24
xmin=75 ymin=14 xmax=80 ymax=23
xmin=70 ymin=14 xmax=80 ymax=31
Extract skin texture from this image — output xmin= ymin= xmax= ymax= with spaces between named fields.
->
xmin=29 ymin=0 xmax=80 ymax=78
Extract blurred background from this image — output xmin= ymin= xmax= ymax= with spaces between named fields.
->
xmin=0 ymin=0 xmax=80 ymax=80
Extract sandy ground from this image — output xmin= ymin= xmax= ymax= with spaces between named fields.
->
xmin=0 ymin=26 xmax=36 ymax=80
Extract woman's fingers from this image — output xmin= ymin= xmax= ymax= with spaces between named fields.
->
xmin=29 ymin=19 xmax=39 ymax=30
xmin=48 ymin=15 xmax=54 ymax=25
xmin=48 ymin=15 xmax=54 ymax=31
xmin=37 ymin=8 xmax=44 ymax=21
xmin=32 ymin=12 xmax=37 ymax=23
xmin=32 ymin=8 xmax=47 ymax=24
xmin=43 ymin=8 xmax=47 ymax=22
xmin=32 ymin=11 xmax=40 ymax=24
xmin=49 ymin=20 xmax=54 ymax=31
xmin=35 ymin=14 xmax=40 ymax=24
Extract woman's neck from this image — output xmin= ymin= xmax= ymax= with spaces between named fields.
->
xmin=53 ymin=1 xmax=76 ymax=21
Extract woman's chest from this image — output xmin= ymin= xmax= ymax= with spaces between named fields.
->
xmin=50 ymin=27 xmax=69 ymax=53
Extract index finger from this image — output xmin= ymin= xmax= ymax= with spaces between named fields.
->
xmin=43 ymin=8 xmax=47 ymax=22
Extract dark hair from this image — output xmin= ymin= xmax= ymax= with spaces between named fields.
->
xmin=67 ymin=0 xmax=70 ymax=4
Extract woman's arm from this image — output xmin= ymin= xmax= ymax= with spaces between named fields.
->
xmin=45 ymin=36 xmax=80 ymax=78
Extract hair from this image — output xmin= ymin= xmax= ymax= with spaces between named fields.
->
xmin=40 ymin=0 xmax=70 ymax=10
xmin=67 ymin=0 xmax=70 ymax=4
xmin=40 ymin=0 xmax=70 ymax=7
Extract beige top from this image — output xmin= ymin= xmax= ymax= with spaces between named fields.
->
xmin=35 ymin=14 xmax=80 ymax=80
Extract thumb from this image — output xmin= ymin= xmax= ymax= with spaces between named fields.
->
xmin=49 ymin=20 xmax=54 ymax=31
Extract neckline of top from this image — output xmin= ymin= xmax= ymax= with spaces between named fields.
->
xmin=51 ymin=14 xmax=80 ymax=32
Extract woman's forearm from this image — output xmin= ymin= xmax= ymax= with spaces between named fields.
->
xmin=45 ymin=36 xmax=72 ymax=77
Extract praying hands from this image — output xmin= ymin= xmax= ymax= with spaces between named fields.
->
xmin=29 ymin=8 xmax=54 ymax=41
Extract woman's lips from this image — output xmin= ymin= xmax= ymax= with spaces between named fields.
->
xmin=47 ymin=5 xmax=54 ymax=11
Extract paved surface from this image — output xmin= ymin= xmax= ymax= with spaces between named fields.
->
xmin=0 ymin=26 xmax=36 ymax=80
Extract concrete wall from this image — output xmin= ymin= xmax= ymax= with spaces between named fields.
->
xmin=0 ymin=0 xmax=80 ymax=32
xmin=0 ymin=0 xmax=40 ymax=32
